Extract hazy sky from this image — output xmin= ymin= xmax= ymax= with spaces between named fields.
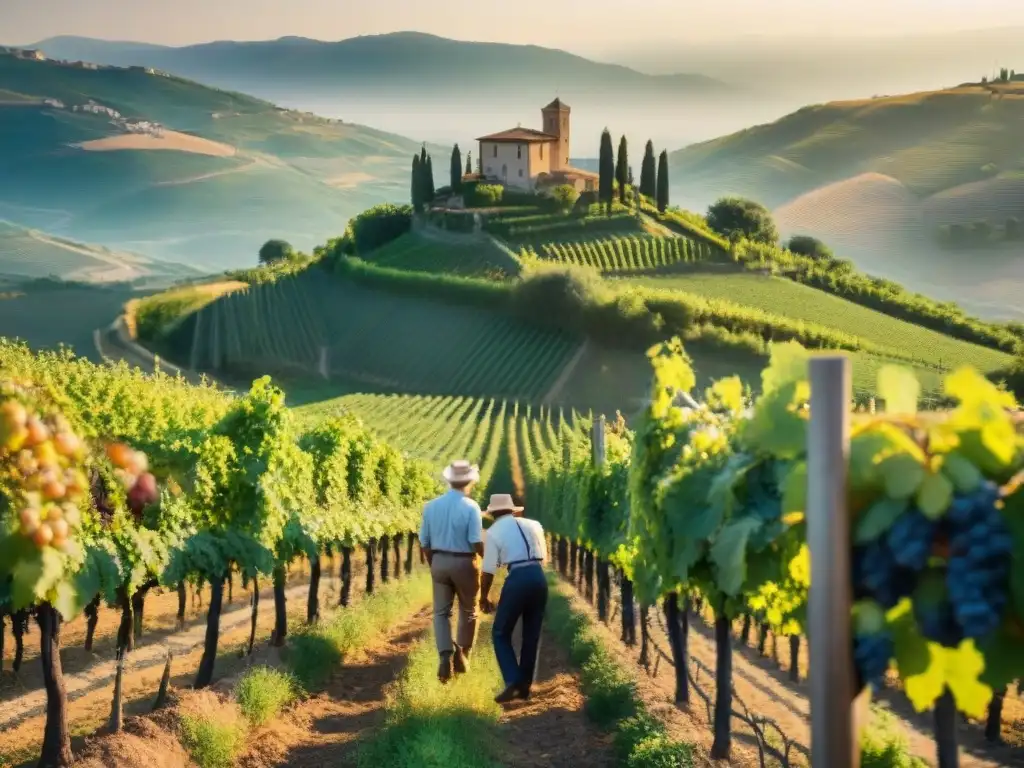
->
xmin=6 ymin=0 xmax=1024 ymax=51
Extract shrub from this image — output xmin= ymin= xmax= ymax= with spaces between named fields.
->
xmin=787 ymin=234 xmax=833 ymax=260
xmin=512 ymin=265 xmax=604 ymax=335
xmin=349 ymin=203 xmax=414 ymax=254
xmin=179 ymin=713 xmax=244 ymax=768
xmin=234 ymin=666 xmax=298 ymax=726
xmin=550 ymin=184 xmax=580 ymax=211
xmin=707 ymin=196 xmax=779 ymax=245
xmin=466 ymin=183 xmax=504 ymax=207
xmin=259 ymin=239 xmax=295 ymax=265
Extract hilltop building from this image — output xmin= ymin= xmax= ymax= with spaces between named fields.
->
xmin=476 ymin=99 xmax=597 ymax=192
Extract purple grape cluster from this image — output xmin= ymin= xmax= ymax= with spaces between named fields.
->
xmin=886 ymin=508 xmax=936 ymax=570
xmin=852 ymin=535 xmax=919 ymax=609
xmin=853 ymin=631 xmax=893 ymax=689
xmin=944 ymin=481 xmax=1012 ymax=641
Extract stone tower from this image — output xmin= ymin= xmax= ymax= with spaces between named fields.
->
xmin=541 ymin=98 xmax=570 ymax=172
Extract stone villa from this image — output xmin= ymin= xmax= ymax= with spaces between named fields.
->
xmin=476 ymin=99 xmax=598 ymax=192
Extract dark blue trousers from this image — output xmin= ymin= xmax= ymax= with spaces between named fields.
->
xmin=492 ymin=564 xmax=548 ymax=689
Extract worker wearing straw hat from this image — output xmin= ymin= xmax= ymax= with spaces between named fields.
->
xmin=419 ymin=460 xmax=485 ymax=683
xmin=480 ymin=493 xmax=548 ymax=703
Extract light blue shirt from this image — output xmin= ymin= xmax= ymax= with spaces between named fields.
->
xmin=419 ymin=490 xmax=484 ymax=553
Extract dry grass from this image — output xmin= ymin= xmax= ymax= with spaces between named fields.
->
xmin=74 ymin=131 xmax=237 ymax=157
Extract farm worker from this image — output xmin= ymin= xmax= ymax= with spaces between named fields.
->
xmin=480 ymin=493 xmax=549 ymax=703
xmin=419 ymin=459 xmax=485 ymax=683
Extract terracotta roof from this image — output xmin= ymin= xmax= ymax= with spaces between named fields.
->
xmin=476 ymin=127 xmax=558 ymax=143
xmin=556 ymin=167 xmax=599 ymax=179
xmin=543 ymin=98 xmax=570 ymax=111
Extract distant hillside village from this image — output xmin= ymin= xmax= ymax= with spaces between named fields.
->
xmin=1 ymin=46 xmax=166 ymax=136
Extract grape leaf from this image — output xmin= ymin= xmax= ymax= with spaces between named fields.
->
xmin=877 ymin=366 xmax=919 ymax=415
xmin=854 ymin=498 xmax=907 ymax=543
xmin=891 ymin=600 xmax=992 ymax=716
xmin=709 ymin=516 xmax=763 ymax=596
xmin=761 ymin=341 xmax=809 ymax=396
xmin=781 ymin=462 xmax=807 ymax=525
xmin=916 ymin=472 xmax=953 ymax=520
xmin=979 ymin=625 xmax=1024 ymax=690
xmin=940 ymin=452 xmax=982 ymax=494
xmin=880 ymin=454 xmax=926 ymax=500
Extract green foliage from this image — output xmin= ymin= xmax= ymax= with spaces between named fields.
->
xmin=860 ymin=706 xmax=929 ymax=767
xmin=786 ymin=234 xmax=833 ymax=260
xmin=466 ymin=183 xmax=504 ymax=207
xmin=599 ymin=130 xmax=615 ymax=212
xmin=288 ymin=572 xmax=432 ymax=690
xmin=707 ymin=196 xmax=779 ymax=245
xmin=656 ymin=150 xmax=670 ymax=213
xmin=616 ymin=135 xmax=629 ymax=205
xmin=549 ymin=184 xmax=580 ymax=212
xmin=354 ymin=624 xmax=503 ymax=768
xmin=450 ymin=144 xmax=463 ymax=193
xmin=348 ymin=203 xmax=414 ymax=255
xmin=640 ymin=140 xmax=657 ymax=200
xmin=543 ymin=574 xmax=694 ymax=765
xmin=258 ymin=239 xmax=295 ymax=266
xmin=178 ymin=712 xmax=244 ymax=768
xmin=234 ymin=666 xmax=298 ymax=726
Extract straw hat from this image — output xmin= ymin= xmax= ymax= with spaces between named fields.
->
xmin=443 ymin=459 xmax=480 ymax=484
xmin=484 ymin=493 xmax=524 ymax=516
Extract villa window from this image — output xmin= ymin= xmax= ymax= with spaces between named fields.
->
xmin=517 ymin=145 xmax=522 ymax=159
xmin=540 ymin=144 xmax=544 ymax=159
xmin=493 ymin=145 xmax=497 ymax=158
xmin=519 ymin=168 xmax=523 ymax=177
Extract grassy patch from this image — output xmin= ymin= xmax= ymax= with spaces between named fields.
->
xmin=233 ymin=666 xmax=299 ymax=726
xmin=860 ymin=705 xmax=929 ymax=767
xmin=179 ymin=712 xmax=245 ymax=768
xmin=355 ymin=626 xmax=504 ymax=768
xmin=286 ymin=571 xmax=432 ymax=690
xmin=544 ymin=573 xmax=695 ymax=766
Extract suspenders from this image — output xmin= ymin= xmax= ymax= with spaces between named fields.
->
xmin=506 ymin=519 xmax=542 ymax=569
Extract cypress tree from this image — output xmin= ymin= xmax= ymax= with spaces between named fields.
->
xmin=640 ymin=140 xmax=656 ymax=200
xmin=598 ymin=129 xmax=615 ymax=215
xmin=656 ymin=150 xmax=670 ymax=213
xmin=466 ymin=151 xmax=473 ymax=177
xmin=616 ymin=135 xmax=629 ymax=205
xmin=450 ymin=144 xmax=462 ymax=193
xmin=411 ymin=154 xmax=422 ymax=212
xmin=425 ymin=154 xmax=436 ymax=204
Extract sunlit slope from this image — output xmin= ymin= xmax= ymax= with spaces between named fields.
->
xmin=163 ymin=269 xmax=581 ymax=401
xmin=671 ymin=82 xmax=1024 ymax=209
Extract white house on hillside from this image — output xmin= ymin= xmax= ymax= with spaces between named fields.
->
xmin=476 ymin=98 xmax=598 ymax=192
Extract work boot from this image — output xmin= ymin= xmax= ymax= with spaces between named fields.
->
xmin=438 ymin=651 xmax=453 ymax=683
xmin=494 ymin=682 xmax=529 ymax=704
xmin=453 ymin=645 xmax=470 ymax=675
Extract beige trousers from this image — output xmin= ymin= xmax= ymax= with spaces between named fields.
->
xmin=430 ymin=553 xmax=481 ymax=654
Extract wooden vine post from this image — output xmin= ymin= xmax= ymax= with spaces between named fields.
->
xmin=807 ymin=356 xmax=863 ymax=767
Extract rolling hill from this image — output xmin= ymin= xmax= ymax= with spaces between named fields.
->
xmin=24 ymin=33 xmax=757 ymax=153
xmin=0 ymin=220 xmax=200 ymax=285
xmin=0 ymin=51 xmax=439 ymax=269
xmin=668 ymin=80 xmax=1024 ymax=319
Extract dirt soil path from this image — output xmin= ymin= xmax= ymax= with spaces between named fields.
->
xmin=0 ymin=560 xmax=377 ymax=766
xmin=496 ymin=625 xmax=616 ymax=768
xmin=566 ymin=573 xmax=1023 ymax=767
xmin=243 ymin=607 xmax=434 ymax=767
xmin=247 ymin=608 xmax=616 ymax=767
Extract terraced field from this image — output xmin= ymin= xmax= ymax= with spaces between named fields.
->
xmin=178 ymin=270 xmax=581 ymax=400
xmin=523 ymin=233 xmax=716 ymax=273
xmin=362 ymin=232 xmax=519 ymax=277
xmin=296 ymin=392 xmax=575 ymax=502
xmin=621 ymin=272 xmax=1014 ymax=374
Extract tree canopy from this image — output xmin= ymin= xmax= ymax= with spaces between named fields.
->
xmin=706 ymin=196 xmax=779 ymax=245
xmin=258 ymin=239 xmax=295 ymax=265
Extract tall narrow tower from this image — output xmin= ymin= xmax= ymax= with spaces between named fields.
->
xmin=541 ymin=98 xmax=571 ymax=172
